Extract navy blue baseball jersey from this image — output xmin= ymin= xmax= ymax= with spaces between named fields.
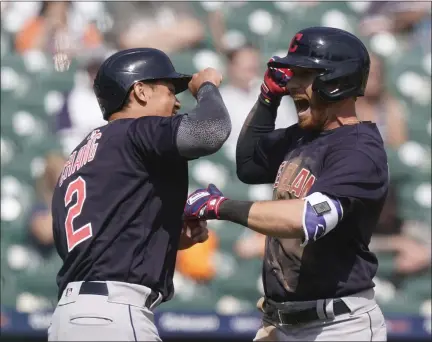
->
xmin=253 ymin=122 xmax=389 ymax=301
xmin=52 ymin=116 xmax=188 ymax=301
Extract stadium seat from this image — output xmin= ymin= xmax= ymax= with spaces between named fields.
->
xmin=407 ymin=104 xmax=431 ymax=146
xmin=0 ymin=28 xmax=12 ymax=58
xmin=1 ymin=219 xmax=30 ymax=246
xmin=400 ymin=271 xmax=432 ymax=304
xmin=12 ymin=250 xmax=62 ymax=306
xmin=0 ymin=241 xmax=20 ymax=308
xmin=37 ymin=71 xmax=76 ymax=94
xmin=380 ymin=290 xmax=426 ymax=314
xmin=1 ymin=135 xmax=19 ymax=168
xmin=396 ymin=170 xmax=431 ymax=224
xmin=209 ymin=257 xmax=262 ymax=304
xmin=1 ymin=53 xmax=29 ymax=75
xmin=375 ymin=252 xmax=396 ymax=280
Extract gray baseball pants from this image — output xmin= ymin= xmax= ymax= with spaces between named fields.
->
xmin=48 ymin=281 xmax=163 ymax=341
xmin=254 ymin=288 xmax=387 ymax=341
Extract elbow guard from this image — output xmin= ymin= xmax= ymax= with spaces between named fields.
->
xmin=301 ymin=192 xmax=343 ymax=247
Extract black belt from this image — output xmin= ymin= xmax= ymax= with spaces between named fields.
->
xmin=265 ymin=298 xmax=351 ymax=325
xmin=79 ymin=282 xmax=159 ymax=309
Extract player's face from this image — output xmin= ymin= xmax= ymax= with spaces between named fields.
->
xmin=286 ymin=67 xmax=327 ymax=130
xmin=146 ymin=81 xmax=180 ymax=117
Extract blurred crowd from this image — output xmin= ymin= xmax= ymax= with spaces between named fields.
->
xmin=1 ymin=1 xmax=430 ymax=316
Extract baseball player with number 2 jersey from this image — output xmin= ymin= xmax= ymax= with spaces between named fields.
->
xmin=49 ymin=48 xmax=231 ymax=341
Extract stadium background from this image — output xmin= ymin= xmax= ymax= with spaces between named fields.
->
xmin=0 ymin=1 xmax=430 ymax=341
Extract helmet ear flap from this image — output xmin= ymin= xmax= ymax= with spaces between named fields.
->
xmin=312 ymin=60 xmax=364 ymax=102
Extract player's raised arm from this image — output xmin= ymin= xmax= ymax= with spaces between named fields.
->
xmin=235 ymin=63 xmax=300 ymax=184
xmin=175 ymin=68 xmax=231 ymax=159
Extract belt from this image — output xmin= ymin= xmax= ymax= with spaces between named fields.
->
xmin=79 ymin=282 xmax=159 ymax=309
xmin=265 ymin=298 xmax=351 ymax=325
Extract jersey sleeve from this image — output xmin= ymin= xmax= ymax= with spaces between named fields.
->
xmin=254 ymin=125 xmax=301 ymax=172
xmin=127 ymin=115 xmax=184 ymax=160
xmin=308 ymin=148 xmax=389 ymax=214
xmin=236 ymin=119 xmax=302 ymax=184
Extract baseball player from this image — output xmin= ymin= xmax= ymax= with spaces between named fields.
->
xmin=183 ymin=27 xmax=389 ymax=341
xmin=48 ymin=48 xmax=231 ymax=341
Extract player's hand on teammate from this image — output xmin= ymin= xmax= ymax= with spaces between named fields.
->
xmin=260 ymin=57 xmax=293 ymax=105
xmin=188 ymin=68 xmax=223 ymax=97
xmin=183 ymin=184 xmax=227 ymax=221
xmin=178 ymin=220 xmax=209 ymax=250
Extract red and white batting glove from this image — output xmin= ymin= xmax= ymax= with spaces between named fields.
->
xmin=260 ymin=57 xmax=293 ymax=106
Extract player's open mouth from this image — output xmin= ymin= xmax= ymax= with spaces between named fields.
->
xmin=293 ymin=98 xmax=310 ymax=114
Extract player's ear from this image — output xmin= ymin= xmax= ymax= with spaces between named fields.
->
xmin=132 ymin=82 xmax=151 ymax=105
xmin=174 ymin=96 xmax=181 ymax=113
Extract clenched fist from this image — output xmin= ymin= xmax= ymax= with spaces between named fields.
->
xmin=260 ymin=58 xmax=293 ymax=105
xmin=178 ymin=220 xmax=209 ymax=250
xmin=188 ymin=68 xmax=223 ymax=97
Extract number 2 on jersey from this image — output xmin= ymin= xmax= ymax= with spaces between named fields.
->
xmin=64 ymin=177 xmax=93 ymax=252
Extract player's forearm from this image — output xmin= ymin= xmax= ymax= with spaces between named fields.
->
xmin=235 ymin=100 xmax=279 ymax=183
xmin=218 ymin=199 xmax=304 ymax=239
xmin=176 ymin=82 xmax=231 ymax=159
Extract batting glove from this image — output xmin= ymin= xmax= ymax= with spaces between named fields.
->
xmin=260 ymin=57 xmax=293 ymax=106
xmin=184 ymin=184 xmax=228 ymax=220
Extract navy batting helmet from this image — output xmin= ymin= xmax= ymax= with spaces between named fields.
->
xmin=94 ymin=48 xmax=192 ymax=120
xmin=268 ymin=27 xmax=370 ymax=102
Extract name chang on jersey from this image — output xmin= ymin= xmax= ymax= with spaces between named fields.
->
xmin=59 ymin=130 xmax=102 ymax=187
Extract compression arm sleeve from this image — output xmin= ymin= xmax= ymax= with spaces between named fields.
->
xmin=176 ymin=82 xmax=231 ymax=159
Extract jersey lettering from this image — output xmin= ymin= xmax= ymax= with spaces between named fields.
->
xmin=274 ymin=162 xmax=298 ymax=191
xmin=59 ymin=158 xmax=71 ymax=187
xmin=274 ymin=161 xmax=287 ymax=189
xmin=283 ymin=163 xmax=299 ymax=189
xmin=67 ymin=152 xmax=77 ymax=178
xmin=59 ymin=130 xmax=102 ymax=187
xmin=291 ymin=168 xmax=310 ymax=197
xmin=274 ymin=161 xmax=317 ymax=199
xmin=81 ymin=141 xmax=91 ymax=168
xmin=64 ymin=177 xmax=92 ymax=252
xmin=71 ymin=147 xmax=85 ymax=174
xmin=300 ymin=174 xmax=316 ymax=198
xmin=87 ymin=130 xmax=102 ymax=162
